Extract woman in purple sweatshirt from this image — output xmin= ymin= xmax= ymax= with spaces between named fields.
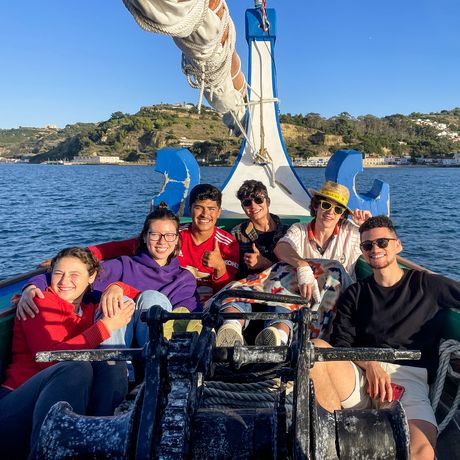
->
xmin=20 ymin=208 xmax=200 ymax=346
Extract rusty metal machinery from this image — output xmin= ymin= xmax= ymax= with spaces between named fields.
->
xmin=34 ymin=290 xmax=419 ymax=459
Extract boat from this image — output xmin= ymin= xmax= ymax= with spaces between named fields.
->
xmin=1 ymin=1 xmax=459 ymax=458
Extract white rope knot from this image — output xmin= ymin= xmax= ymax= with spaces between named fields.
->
xmin=430 ymin=339 xmax=460 ymax=433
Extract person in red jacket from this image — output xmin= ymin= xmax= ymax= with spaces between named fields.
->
xmin=0 ymin=247 xmax=135 ymax=459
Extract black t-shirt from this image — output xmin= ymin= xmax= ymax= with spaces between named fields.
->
xmin=233 ymin=215 xmax=289 ymax=280
xmin=331 ymin=269 xmax=460 ymax=382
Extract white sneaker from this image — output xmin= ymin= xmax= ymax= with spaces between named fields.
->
xmin=216 ymin=323 xmax=244 ymax=347
xmin=255 ymin=326 xmax=282 ymax=346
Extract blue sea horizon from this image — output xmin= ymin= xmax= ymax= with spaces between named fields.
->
xmin=0 ymin=164 xmax=458 ymax=281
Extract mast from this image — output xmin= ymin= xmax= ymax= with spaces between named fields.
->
xmin=220 ymin=5 xmax=311 ymax=216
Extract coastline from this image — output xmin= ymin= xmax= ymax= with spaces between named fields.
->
xmin=1 ymin=160 xmax=459 ymax=168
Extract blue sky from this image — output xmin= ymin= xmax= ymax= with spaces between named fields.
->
xmin=1 ymin=0 xmax=459 ymax=128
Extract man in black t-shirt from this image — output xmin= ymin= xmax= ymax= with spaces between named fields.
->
xmin=309 ymin=215 xmax=460 ymax=460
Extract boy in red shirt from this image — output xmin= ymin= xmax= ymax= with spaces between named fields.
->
xmin=177 ymin=184 xmax=239 ymax=304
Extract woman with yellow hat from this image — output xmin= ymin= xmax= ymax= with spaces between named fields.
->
xmin=274 ymin=181 xmax=371 ymax=301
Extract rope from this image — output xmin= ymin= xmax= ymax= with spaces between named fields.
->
xmin=430 ymin=339 xmax=460 ymax=433
xmin=122 ymin=0 xmax=208 ymax=38
xmin=202 ymin=378 xmax=294 ymax=409
xmin=207 ymin=379 xmax=280 ymax=391
xmin=202 ymin=398 xmax=275 ymax=409
xmin=180 ymin=13 xmax=234 ymax=99
xmin=259 ymin=0 xmax=270 ymax=32
xmin=122 ymin=0 xmax=247 ymax=131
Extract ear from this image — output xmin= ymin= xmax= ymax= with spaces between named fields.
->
xmin=395 ymin=239 xmax=403 ymax=255
xmin=216 ymin=206 xmax=222 ymax=219
xmin=89 ymin=271 xmax=97 ymax=285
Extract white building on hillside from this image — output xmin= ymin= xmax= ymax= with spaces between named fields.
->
xmin=72 ymin=155 xmax=122 ymax=164
xmin=363 ymin=156 xmax=385 ymax=166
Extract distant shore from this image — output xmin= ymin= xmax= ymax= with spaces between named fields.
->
xmin=1 ymin=160 xmax=459 ymax=169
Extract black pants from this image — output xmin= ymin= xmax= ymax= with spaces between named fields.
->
xmin=0 ymin=360 xmax=128 ymax=459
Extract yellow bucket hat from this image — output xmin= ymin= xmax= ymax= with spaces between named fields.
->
xmin=308 ymin=181 xmax=352 ymax=212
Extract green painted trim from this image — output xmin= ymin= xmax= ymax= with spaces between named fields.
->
xmin=442 ymin=308 xmax=460 ymax=341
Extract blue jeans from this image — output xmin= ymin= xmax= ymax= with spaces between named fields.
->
xmin=222 ymin=301 xmax=293 ymax=332
xmin=99 ymin=290 xmax=173 ymax=348
xmin=0 ymin=360 xmax=127 ymax=459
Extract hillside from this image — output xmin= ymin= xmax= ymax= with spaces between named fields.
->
xmin=1 ymin=105 xmax=459 ymax=164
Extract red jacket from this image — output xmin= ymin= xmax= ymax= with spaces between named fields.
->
xmin=2 ymin=283 xmax=137 ymax=390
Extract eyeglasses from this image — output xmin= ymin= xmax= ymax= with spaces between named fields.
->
xmin=360 ymin=238 xmax=398 ymax=252
xmin=241 ymin=196 xmax=266 ymax=207
xmin=147 ymin=231 xmax=178 ymax=242
xmin=319 ymin=200 xmax=345 ymax=215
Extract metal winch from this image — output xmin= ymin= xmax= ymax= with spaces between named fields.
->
xmin=33 ymin=290 xmax=418 ymax=459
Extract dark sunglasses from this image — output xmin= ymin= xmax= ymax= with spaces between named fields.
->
xmin=360 ymin=238 xmax=398 ymax=252
xmin=319 ymin=199 xmax=345 ymax=215
xmin=242 ymin=196 xmax=266 ymax=207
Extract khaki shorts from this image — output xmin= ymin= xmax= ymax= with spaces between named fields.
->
xmin=341 ymin=362 xmax=437 ymax=428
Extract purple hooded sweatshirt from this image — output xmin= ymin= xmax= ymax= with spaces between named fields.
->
xmin=30 ymin=251 xmax=200 ymax=312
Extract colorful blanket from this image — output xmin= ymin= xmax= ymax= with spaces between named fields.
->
xmin=205 ymin=259 xmax=353 ymax=340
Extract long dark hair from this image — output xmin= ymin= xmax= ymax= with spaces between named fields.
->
xmin=137 ymin=208 xmax=181 ymax=263
xmin=51 ymin=247 xmax=100 ymax=276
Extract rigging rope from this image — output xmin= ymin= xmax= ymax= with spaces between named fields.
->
xmin=122 ymin=0 xmax=247 ymax=132
xmin=430 ymin=339 xmax=460 ymax=433
xmin=122 ymin=0 xmax=207 ymax=38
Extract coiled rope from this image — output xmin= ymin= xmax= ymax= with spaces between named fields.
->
xmin=202 ymin=378 xmax=293 ymax=409
xmin=430 ymin=339 xmax=460 ymax=433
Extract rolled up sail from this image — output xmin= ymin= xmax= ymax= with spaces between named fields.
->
xmin=122 ymin=0 xmax=247 ymax=133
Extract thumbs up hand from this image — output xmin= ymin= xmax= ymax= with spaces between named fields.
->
xmin=244 ymin=243 xmax=272 ymax=271
xmin=202 ymin=239 xmax=226 ymax=278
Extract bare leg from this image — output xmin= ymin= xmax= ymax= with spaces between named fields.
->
xmin=408 ymin=420 xmax=437 ymax=460
xmin=222 ymin=306 xmax=244 ymax=327
xmin=310 ymin=339 xmax=357 ymax=412
xmin=272 ymin=322 xmax=290 ymax=335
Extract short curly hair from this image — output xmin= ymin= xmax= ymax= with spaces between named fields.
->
xmin=359 ymin=215 xmax=397 ymax=236
xmin=236 ymin=180 xmax=269 ymax=201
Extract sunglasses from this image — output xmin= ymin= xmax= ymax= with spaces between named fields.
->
xmin=242 ymin=196 xmax=266 ymax=207
xmin=360 ymin=238 xmax=398 ymax=252
xmin=319 ymin=199 xmax=345 ymax=215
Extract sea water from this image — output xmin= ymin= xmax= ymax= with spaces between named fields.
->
xmin=0 ymin=164 xmax=458 ymax=281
